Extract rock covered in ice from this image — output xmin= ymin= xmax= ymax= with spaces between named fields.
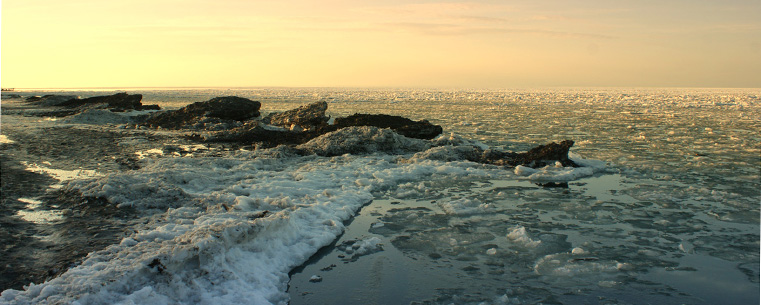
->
xmin=332 ymin=113 xmax=443 ymax=140
xmin=264 ymin=101 xmax=329 ymax=131
xmin=297 ymin=126 xmax=430 ymax=156
xmin=146 ymin=96 xmax=261 ymax=129
xmin=410 ymin=145 xmax=483 ymax=162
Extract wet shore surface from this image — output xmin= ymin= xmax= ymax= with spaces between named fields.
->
xmin=0 ymin=101 xmax=181 ymax=290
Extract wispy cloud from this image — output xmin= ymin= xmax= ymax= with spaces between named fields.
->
xmin=380 ymin=22 xmax=617 ymax=40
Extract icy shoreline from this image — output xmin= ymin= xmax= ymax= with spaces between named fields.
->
xmin=0 ymin=96 xmax=598 ymax=304
xmin=2 ymin=89 xmax=758 ymax=305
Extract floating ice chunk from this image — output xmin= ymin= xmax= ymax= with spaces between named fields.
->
xmin=309 ymin=275 xmax=322 ymax=282
xmin=438 ymin=198 xmax=494 ymax=215
xmin=679 ymin=241 xmax=695 ymax=253
xmin=514 ymin=165 xmax=537 ymax=176
xmin=534 ymin=253 xmax=622 ymax=276
xmin=506 ymin=226 xmax=541 ymax=248
xmin=571 ymin=247 xmax=587 ymax=255
xmin=516 ymin=164 xmax=595 ymax=182
xmin=486 ymin=248 xmax=498 ymax=255
xmin=352 ymin=237 xmax=383 ymax=256
xmin=568 ymin=152 xmax=608 ymax=169
xmin=336 ymin=237 xmax=384 ymax=261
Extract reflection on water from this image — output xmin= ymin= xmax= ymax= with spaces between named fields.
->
xmin=16 ymin=197 xmax=64 ymax=224
xmin=290 ymin=172 xmax=759 ymax=304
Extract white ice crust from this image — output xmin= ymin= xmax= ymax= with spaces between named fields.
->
xmin=2 ymin=146 xmax=547 ymax=305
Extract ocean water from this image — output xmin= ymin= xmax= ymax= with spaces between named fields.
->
xmin=1 ymin=88 xmax=759 ymax=304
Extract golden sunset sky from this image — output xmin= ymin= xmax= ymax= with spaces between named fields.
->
xmin=2 ymin=0 xmax=760 ymax=88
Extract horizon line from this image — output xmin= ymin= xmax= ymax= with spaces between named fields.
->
xmin=3 ymin=85 xmax=760 ymax=91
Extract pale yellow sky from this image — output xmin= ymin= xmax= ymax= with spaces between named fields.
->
xmin=1 ymin=0 xmax=760 ymax=88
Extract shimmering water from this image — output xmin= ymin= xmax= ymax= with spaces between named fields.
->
xmin=6 ymin=87 xmax=760 ymax=304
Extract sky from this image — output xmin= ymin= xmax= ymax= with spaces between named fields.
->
xmin=1 ymin=0 xmax=760 ymax=88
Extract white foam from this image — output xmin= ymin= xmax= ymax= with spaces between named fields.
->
xmin=506 ymin=226 xmax=541 ymax=248
xmin=2 ymin=149 xmax=495 ymax=304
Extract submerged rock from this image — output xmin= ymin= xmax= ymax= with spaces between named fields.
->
xmin=264 ymin=101 xmax=329 ymax=131
xmin=333 ymin=113 xmax=443 ymax=140
xmin=146 ymin=96 xmax=261 ymax=129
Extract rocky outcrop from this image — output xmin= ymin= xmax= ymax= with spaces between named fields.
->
xmin=513 ymin=140 xmax=576 ymax=167
xmin=27 ymin=93 xmax=160 ymax=111
xmin=202 ymin=122 xmax=314 ymax=147
xmin=58 ymin=93 xmax=145 ymax=112
xmin=264 ymin=101 xmax=329 ymax=131
xmin=22 ymin=93 xmax=160 ymax=116
xmin=145 ymin=96 xmax=261 ymax=129
xmin=333 ymin=114 xmax=443 ymax=140
xmin=411 ymin=140 xmax=577 ymax=168
xmin=26 ymin=95 xmax=80 ymax=107
xmin=159 ymin=99 xmax=576 ymax=168
xmin=296 ymin=126 xmax=430 ymax=157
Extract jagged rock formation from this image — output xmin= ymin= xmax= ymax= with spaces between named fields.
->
xmin=145 ymin=96 xmax=261 ymax=129
xmin=26 ymin=95 xmax=81 ymax=107
xmin=58 ymin=93 xmax=146 ymax=112
xmin=410 ymin=141 xmax=577 ymax=168
xmin=264 ymin=101 xmax=329 ymax=131
xmin=142 ymin=98 xmax=577 ymax=168
xmin=332 ymin=114 xmax=443 ymax=140
xmin=22 ymin=93 xmax=160 ymax=116
xmin=296 ymin=126 xmax=430 ymax=156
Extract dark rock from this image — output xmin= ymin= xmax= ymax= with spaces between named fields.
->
xmin=265 ymin=101 xmax=329 ymax=130
xmin=146 ymin=96 xmax=261 ymax=129
xmin=514 ymin=140 xmax=577 ymax=167
xmin=141 ymin=104 xmax=161 ymax=111
xmin=26 ymin=95 xmax=79 ymax=106
xmin=59 ymin=93 xmax=144 ymax=111
xmin=411 ymin=140 xmax=576 ymax=168
xmin=332 ymin=114 xmax=443 ymax=140
xmin=25 ymin=93 xmax=155 ymax=113
xmin=536 ymin=182 xmax=569 ymax=188
xmin=203 ymin=122 xmax=313 ymax=147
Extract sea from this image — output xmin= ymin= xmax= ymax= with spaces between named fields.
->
xmin=1 ymin=87 xmax=759 ymax=304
